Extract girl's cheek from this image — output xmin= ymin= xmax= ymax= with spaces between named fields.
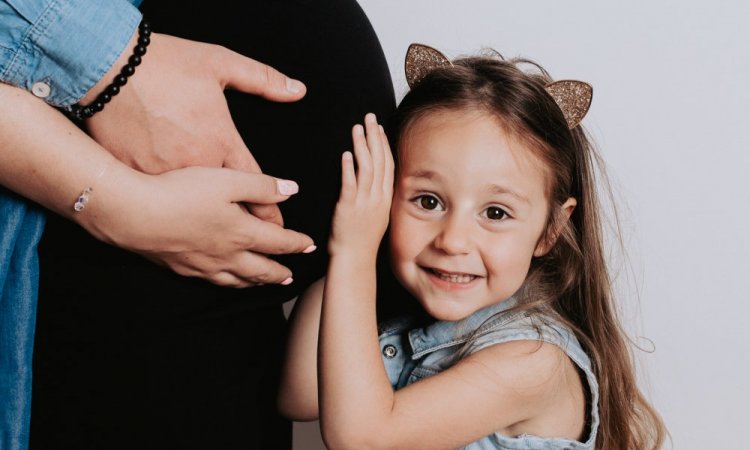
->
xmin=390 ymin=213 xmax=431 ymax=263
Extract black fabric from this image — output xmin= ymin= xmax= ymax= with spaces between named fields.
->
xmin=30 ymin=1 xmax=395 ymax=448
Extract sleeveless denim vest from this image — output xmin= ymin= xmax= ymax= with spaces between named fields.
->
xmin=378 ymin=298 xmax=599 ymax=450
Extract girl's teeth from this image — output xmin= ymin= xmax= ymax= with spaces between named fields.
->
xmin=434 ymin=270 xmax=475 ymax=283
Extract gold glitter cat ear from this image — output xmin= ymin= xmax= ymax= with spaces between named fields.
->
xmin=545 ymin=80 xmax=593 ymax=129
xmin=405 ymin=43 xmax=454 ymax=88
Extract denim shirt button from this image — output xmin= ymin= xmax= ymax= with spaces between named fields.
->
xmin=31 ymin=82 xmax=51 ymax=98
xmin=382 ymin=344 xmax=398 ymax=359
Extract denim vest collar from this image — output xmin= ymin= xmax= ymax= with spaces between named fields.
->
xmin=407 ymin=297 xmax=521 ymax=359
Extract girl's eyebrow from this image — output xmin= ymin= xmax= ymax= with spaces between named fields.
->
xmin=485 ymin=184 xmax=530 ymax=204
xmin=404 ymin=169 xmax=441 ymax=181
xmin=404 ymin=170 xmax=530 ymax=204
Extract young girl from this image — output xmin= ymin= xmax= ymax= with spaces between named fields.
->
xmin=279 ymin=44 xmax=665 ymax=450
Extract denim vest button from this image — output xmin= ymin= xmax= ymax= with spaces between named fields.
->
xmin=382 ymin=344 xmax=398 ymax=358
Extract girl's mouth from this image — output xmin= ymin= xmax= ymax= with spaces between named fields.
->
xmin=424 ymin=267 xmax=478 ymax=284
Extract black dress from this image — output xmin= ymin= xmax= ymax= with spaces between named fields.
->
xmin=30 ymin=1 xmax=395 ymax=448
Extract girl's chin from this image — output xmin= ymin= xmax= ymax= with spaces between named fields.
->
xmin=418 ymin=297 xmax=477 ymax=322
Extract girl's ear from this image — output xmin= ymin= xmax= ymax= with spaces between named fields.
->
xmin=534 ymin=197 xmax=577 ymax=257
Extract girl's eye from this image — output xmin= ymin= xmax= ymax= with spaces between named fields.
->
xmin=415 ymin=195 xmax=443 ymax=211
xmin=485 ymin=206 xmax=508 ymax=221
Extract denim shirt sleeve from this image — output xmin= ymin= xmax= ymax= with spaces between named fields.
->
xmin=0 ymin=0 xmax=143 ymax=107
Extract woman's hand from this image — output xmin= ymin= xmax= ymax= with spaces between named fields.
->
xmin=85 ymin=33 xmax=308 ymax=228
xmin=328 ymin=113 xmax=394 ymax=257
xmin=88 ymin=166 xmax=315 ymax=288
xmin=0 ymin=82 xmax=314 ymax=288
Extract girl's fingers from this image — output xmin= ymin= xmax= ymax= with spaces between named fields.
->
xmin=340 ymin=151 xmax=356 ymax=201
xmin=380 ymin=125 xmax=395 ymax=194
xmin=364 ymin=114 xmax=384 ymax=193
xmin=351 ymin=124 xmax=373 ymax=192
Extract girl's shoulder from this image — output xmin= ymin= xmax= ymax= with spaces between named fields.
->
xmin=378 ymin=306 xmax=600 ymax=448
xmin=467 ymin=309 xmax=594 ymax=372
xmin=462 ymin=311 xmax=600 ymax=448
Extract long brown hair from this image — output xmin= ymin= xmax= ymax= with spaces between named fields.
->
xmin=390 ymin=55 xmax=666 ymax=450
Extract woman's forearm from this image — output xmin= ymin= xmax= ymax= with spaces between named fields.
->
xmin=0 ymin=81 xmax=315 ymax=287
xmin=0 ymin=82 xmax=146 ymax=245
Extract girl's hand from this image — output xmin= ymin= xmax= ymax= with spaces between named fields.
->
xmin=328 ymin=113 xmax=394 ymax=257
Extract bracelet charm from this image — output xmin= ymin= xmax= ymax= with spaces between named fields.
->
xmin=73 ymin=188 xmax=93 ymax=212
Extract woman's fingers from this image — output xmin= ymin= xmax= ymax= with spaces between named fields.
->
xmin=226 ymin=251 xmax=297 ymax=286
xmin=218 ymin=170 xmax=300 ymax=204
xmin=236 ymin=213 xmax=315 ymax=255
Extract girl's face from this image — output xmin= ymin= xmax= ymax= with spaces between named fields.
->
xmin=389 ymin=109 xmax=557 ymax=321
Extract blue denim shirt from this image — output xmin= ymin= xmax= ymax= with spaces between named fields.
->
xmin=0 ymin=0 xmax=142 ymax=106
xmin=0 ymin=189 xmax=43 ymax=450
xmin=1 ymin=2 xmax=141 ymax=448
xmin=379 ymin=299 xmax=600 ymax=450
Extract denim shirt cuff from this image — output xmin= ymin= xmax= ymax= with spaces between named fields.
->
xmin=0 ymin=0 xmax=142 ymax=107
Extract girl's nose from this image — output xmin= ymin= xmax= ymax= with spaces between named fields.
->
xmin=432 ymin=213 xmax=472 ymax=255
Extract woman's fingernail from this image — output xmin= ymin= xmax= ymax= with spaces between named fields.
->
xmin=303 ymin=244 xmax=317 ymax=254
xmin=286 ymin=78 xmax=304 ymax=94
xmin=366 ymin=112 xmax=376 ymax=123
xmin=281 ymin=277 xmax=294 ymax=286
xmin=277 ymin=179 xmax=299 ymax=196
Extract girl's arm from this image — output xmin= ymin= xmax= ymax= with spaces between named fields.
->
xmin=0 ymin=82 xmax=313 ymax=287
xmin=278 ymin=277 xmax=325 ymax=420
xmin=318 ymin=115 xmax=583 ymax=450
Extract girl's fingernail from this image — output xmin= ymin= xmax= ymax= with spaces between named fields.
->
xmin=281 ymin=277 xmax=294 ymax=285
xmin=286 ymin=78 xmax=304 ymax=94
xmin=303 ymin=244 xmax=317 ymax=254
xmin=277 ymin=179 xmax=299 ymax=196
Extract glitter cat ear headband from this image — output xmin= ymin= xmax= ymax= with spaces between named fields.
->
xmin=404 ymin=43 xmax=593 ymax=129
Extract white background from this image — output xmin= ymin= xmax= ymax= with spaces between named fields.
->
xmin=293 ymin=1 xmax=750 ymax=448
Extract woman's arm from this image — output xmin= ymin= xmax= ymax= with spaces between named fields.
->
xmin=0 ymin=82 xmax=313 ymax=287
xmin=317 ymin=115 xmax=581 ymax=450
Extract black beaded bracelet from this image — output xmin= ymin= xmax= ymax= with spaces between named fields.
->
xmin=67 ymin=20 xmax=151 ymax=121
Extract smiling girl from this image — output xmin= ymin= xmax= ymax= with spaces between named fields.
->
xmin=278 ymin=45 xmax=665 ymax=450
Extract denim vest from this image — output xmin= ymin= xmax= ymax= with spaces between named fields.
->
xmin=379 ymin=299 xmax=599 ymax=450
